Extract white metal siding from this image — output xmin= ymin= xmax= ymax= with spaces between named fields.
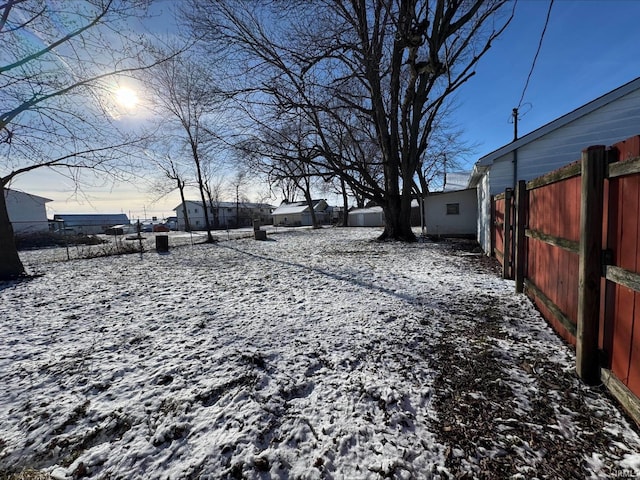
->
xmin=490 ymin=87 xmax=640 ymax=195
xmin=5 ymin=190 xmax=49 ymax=234
xmin=477 ymin=86 xmax=640 ymax=254
xmin=489 ymin=159 xmax=513 ymax=196
xmin=477 ymin=175 xmax=491 ymax=253
xmin=347 ymin=208 xmax=384 ymax=227
xmin=424 ymin=189 xmax=477 ymax=236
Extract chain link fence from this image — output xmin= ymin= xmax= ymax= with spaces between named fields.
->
xmin=12 ymin=220 xmax=306 ymax=270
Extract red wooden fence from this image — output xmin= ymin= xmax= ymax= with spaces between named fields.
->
xmin=491 ymin=135 xmax=640 ymax=425
xmin=525 ymin=169 xmax=581 ymax=345
xmin=603 ymin=136 xmax=640 ymax=400
xmin=491 ymin=190 xmax=513 ymax=279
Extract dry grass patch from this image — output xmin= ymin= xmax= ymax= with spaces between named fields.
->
xmin=0 ymin=470 xmax=54 ymax=480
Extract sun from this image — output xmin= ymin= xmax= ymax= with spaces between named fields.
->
xmin=114 ymin=87 xmax=139 ymax=109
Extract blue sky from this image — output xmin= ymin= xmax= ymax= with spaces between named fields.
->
xmin=14 ymin=0 xmax=640 ymax=218
xmin=456 ymin=0 xmax=640 ymax=168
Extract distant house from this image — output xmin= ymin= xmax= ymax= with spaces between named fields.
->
xmin=331 ymin=206 xmax=346 ymax=225
xmin=347 ymin=200 xmax=422 ymax=228
xmin=348 ymin=206 xmax=384 ymax=227
xmin=4 ymin=189 xmax=52 ymax=234
xmin=272 ymin=200 xmax=330 ymax=226
xmin=470 ymin=76 xmax=640 ymax=253
xmin=174 ymin=200 xmax=273 ymax=231
xmin=423 ymin=188 xmax=477 ymax=238
xmin=53 ymin=214 xmax=129 ymax=235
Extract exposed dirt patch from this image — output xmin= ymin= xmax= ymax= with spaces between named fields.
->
xmin=432 ymin=248 xmax=638 ymax=479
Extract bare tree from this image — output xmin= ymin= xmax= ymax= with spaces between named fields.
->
xmin=201 ymin=172 xmax=224 ymax=229
xmin=415 ymin=100 xmax=477 ymax=195
xmin=239 ymin=115 xmax=325 ymax=229
xmin=229 ymin=170 xmax=247 ymax=227
xmin=0 ymin=0 xmax=171 ymax=279
xmin=146 ymin=50 xmax=225 ymax=243
xmin=186 ymin=0 xmax=514 ymax=241
xmin=149 ymin=153 xmax=193 ymax=231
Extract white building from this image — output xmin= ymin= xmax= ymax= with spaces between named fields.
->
xmin=423 ymin=188 xmax=477 ymax=237
xmin=53 ymin=214 xmax=130 ymax=235
xmin=469 ymin=76 xmax=640 ymax=253
xmin=272 ymin=200 xmax=330 ymax=226
xmin=4 ymin=189 xmax=52 ymax=234
xmin=174 ymin=200 xmax=273 ymax=231
xmin=347 ymin=206 xmax=384 ymax=227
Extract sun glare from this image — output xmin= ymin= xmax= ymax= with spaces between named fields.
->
xmin=115 ymin=87 xmax=139 ymax=109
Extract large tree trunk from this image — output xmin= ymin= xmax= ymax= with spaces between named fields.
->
xmin=0 ymin=188 xmax=26 ymax=279
xmin=379 ymin=193 xmax=416 ymax=242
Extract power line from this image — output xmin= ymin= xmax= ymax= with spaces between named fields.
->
xmin=517 ymin=0 xmax=554 ymax=110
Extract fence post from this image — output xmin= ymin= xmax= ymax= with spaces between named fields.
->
xmin=514 ymin=180 xmax=527 ymax=293
xmin=503 ymin=188 xmax=513 ymax=279
xmin=490 ymin=195 xmax=496 ymax=257
xmin=576 ymin=145 xmax=606 ymax=385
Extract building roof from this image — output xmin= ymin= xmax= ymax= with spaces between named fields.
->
xmin=443 ymin=171 xmax=471 ymax=192
xmin=272 ymin=200 xmax=327 ymax=216
xmin=4 ymin=188 xmax=53 ymax=204
xmin=426 ymin=187 xmax=477 ymax=197
xmin=173 ymin=200 xmax=274 ymax=211
xmin=472 ymin=76 xmax=640 ymax=173
xmin=349 ymin=206 xmax=383 ymax=214
xmin=53 ymin=213 xmax=129 ymax=225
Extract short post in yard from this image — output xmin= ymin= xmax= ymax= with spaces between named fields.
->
xmin=253 ymin=219 xmax=267 ymax=241
xmin=156 ymin=234 xmax=169 ymax=253
xmin=576 ymin=145 xmax=606 ymax=385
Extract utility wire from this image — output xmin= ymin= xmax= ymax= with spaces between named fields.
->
xmin=517 ymin=0 xmax=554 ymax=109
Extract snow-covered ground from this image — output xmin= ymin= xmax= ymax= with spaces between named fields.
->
xmin=1 ymin=227 xmax=639 ymax=479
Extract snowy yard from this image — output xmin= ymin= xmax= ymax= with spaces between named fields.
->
xmin=1 ymin=227 xmax=639 ymax=479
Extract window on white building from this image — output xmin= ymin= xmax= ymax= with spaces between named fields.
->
xmin=446 ymin=203 xmax=460 ymax=215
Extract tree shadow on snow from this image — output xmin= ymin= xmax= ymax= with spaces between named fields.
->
xmin=218 ymin=243 xmax=419 ymax=304
xmin=0 ymin=274 xmax=42 ymax=292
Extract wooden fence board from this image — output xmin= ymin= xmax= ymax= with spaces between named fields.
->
xmin=550 ymin=241 xmax=560 ymax=308
xmin=612 ymin=284 xmax=635 ymax=385
xmin=601 ymin=368 xmax=640 ymax=426
xmin=601 ymin=278 xmax=616 ymax=368
xmin=607 ymin=137 xmax=640 ymax=394
xmin=526 ymin=162 xmax=580 ymax=190
xmin=567 ymin=176 xmax=581 ymax=242
xmin=566 ymin=252 xmax=580 ymax=323
xmin=619 ymin=175 xmax=639 ymax=272
xmin=527 ymin=176 xmax=581 ymax=242
xmin=503 ymin=189 xmax=513 ymax=279
xmin=608 ymin=156 xmax=640 ymax=178
xmin=494 ymin=197 xmax=505 ymax=261
xmin=525 ymin=279 xmax=576 ymax=344
xmin=630 ymin=292 xmax=640 ymax=394
xmin=525 ymin=229 xmax=579 ymax=253
xmin=525 ymin=238 xmax=579 ymax=337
